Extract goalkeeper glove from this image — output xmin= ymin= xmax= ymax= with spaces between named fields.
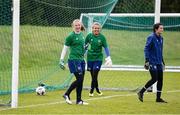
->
xmin=59 ymin=59 xmax=65 ymax=70
xmin=144 ymin=58 xmax=149 ymax=70
xmin=105 ymin=56 xmax=112 ymax=67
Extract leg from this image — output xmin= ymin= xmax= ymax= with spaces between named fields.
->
xmin=156 ymin=69 xmax=163 ymax=100
xmin=138 ymin=68 xmax=158 ymax=102
xmin=156 ymin=65 xmax=167 ymax=103
xmin=92 ymin=61 xmax=102 ymax=94
xmin=93 ymin=70 xmax=101 ymax=93
xmin=65 ymin=60 xmax=78 ymax=96
xmin=140 ymin=70 xmax=158 ymax=94
xmin=74 ymin=72 xmax=84 ymax=102
xmin=64 ymin=80 xmax=77 ymax=97
xmin=90 ymin=71 xmax=95 ymax=94
xmin=63 ymin=74 xmax=78 ymax=104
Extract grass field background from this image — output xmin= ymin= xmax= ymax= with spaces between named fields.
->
xmin=0 ymin=71 xmax=180 ymax=114
xmin=0 ymin=25 xmax=180 ymax=114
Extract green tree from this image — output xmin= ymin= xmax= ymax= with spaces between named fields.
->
xmin=113 ymin=0 xmax=154 ymax=13
xmin=161 ymin=0 xmax=180 ymax=13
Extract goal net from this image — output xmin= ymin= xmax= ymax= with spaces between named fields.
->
xmin=0 ymin=0 xmax=12 ymax=106
xmin=81 ymin=13 xmax=180 ymax=90
xmin=0 ymin=0 xmax=117 ymax=105
xmin=1 ymin=0 xmax=180 ymax=107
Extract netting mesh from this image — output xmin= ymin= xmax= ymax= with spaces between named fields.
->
xmin=86 ymin=15 xmax=180 ymax=65
xmin=1 ymin=0 xmax=180 ymax=106
xmin=0 ymin=0 xmax=12 ymax=105
xmin=0 ymin=0 xmax=117 ymax=105
xmin=81 ymin=0 xmax=180 ymax=90
xmin=18 ymin=0 xmax=117 ymax=93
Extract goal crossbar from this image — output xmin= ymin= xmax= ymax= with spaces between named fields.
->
xmin=81 ymin=13 xmax=180 ymax=17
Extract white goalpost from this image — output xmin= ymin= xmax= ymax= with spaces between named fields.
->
xmin=80 ymin=0 xmax=180 ymax=92
xmin=152 ymin=0 xmax=161 ymax=93
xmin=10 ymin=0 xmax=180 ymax=108
xmin=11 ymin=0 xmax=20 ymax=108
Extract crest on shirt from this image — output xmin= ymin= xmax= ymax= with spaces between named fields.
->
xmin=98 ymin=40 xmax=102 ymax=45
xmin=154 ymin=65 xmax=157 ymax=69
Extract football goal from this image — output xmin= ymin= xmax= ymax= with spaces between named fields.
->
xmin=0 ymin=0 xmax=118 ymax=107
xmin=1 ymin=0 xmax=180 ymax=108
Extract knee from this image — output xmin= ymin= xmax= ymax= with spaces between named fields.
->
xmin=77 ymin=77 xmax=84 ymax=84
xmin=150 ymin=77 xmax=157 ymax=84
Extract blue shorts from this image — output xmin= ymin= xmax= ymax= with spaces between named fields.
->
xmin=87 ymin=61 xmax=102 ymax=71
xmin=149 ymin=64 xmax=163 ymax=71
xmin=68 ymin=60 xmax=85 ymax=74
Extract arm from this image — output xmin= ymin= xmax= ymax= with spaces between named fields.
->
xmin=102 ymin=35 xmax=112 ymax=66
xmin=162 ymin=37 xmax=165 ymax=70
xmin=144 ymin=36 xmax=152 ymax=61
xmin=104 ymin=47 xmax=112 ymax=66
xmin=84 ymin=43 xmax=89 ymax=55
xmin=60 ymin=45 xmax=69 ymax=60
xmin=84 ymin=34 xmax=91 ymax=55
xmin=59 ymin=45 xmax=69 ymax=70
xmin=144 ymin=36 xmax=153 ymax=70
xmin=104 ymin=47 xmax=110 ymax=57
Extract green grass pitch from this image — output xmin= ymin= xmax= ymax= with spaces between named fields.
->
xmin=0 ymin=26 xmax=180 ymax=114
xmin=0 ymin=71 xmax=180 ymax=114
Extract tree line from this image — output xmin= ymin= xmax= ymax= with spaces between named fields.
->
xmin=0 ymin=0 xmax=179 ymax=25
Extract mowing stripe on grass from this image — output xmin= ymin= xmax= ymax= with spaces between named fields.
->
xmin=0 ymin=90 xmax=180 ymax=111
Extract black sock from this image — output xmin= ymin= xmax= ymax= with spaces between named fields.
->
xmin=140 ymin=87 xmax=146 ymax=94
xmin=65 ymin=80 xmax=77 ymax=96
xmin=157 ymin=92 xmax=161 ymax=99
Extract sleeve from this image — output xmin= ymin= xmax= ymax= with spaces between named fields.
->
xmin=161 ymin=37 xmax=165 ymax=65
xmin=60 ymin=45 xmax=69 ymax=60
xmin=102 ymin=35 xmax=110 ymax=57
xmin=85 ymin=34 xmax=90 ymax=44
xmin=104 ymin=47 xmax=110 ymax=57
xmin=85 ymin=34 xmax=91 ymax=50
xmin=102 ymin=35 xmax=108 ymax=48
xmin=65 ymin=34 xmax=72 ymax=46
xmin=144 ymin=36 xmax=153 ymax=61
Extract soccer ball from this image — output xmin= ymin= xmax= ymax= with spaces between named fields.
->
xmin=36 ymin=86 xmax=46 ymax=95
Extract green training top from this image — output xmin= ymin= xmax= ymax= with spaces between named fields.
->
xmin=65 ymin=31 xmax=85 ymax=60
xmin=85 ymin=33 xmax=108 ymax=61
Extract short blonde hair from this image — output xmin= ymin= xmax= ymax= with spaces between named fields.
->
xmin=92 ymin=22 xmax=102 ymax=29
xmin=72 ymin=19 xmax=81 ymax=26
xmin=71 ymin=19 xmax=85 ymax=31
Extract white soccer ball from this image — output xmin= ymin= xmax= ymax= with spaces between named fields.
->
xmin=36 ymin=86 xmax=46 ymax=95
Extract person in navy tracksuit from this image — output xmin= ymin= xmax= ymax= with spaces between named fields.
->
xmin=137 ymin=23 xmax=167 ymax=103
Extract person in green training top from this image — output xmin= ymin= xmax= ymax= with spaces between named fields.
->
xmin=85 ymin=22 xmax=112 ymax=97
xmin=59 ymin=19 xmax=88 ymax=105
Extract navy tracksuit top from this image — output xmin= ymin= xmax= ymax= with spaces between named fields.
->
xmin=144 ymin=32 xmax=163 ymax=65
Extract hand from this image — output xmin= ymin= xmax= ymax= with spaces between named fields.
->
xmin=105 ymin=56 xmax=112 ymax=67
xmin=59 ymin=59 xmax=65 ymax=70
xmin=144 ymin=61 xmax=149 ymax=70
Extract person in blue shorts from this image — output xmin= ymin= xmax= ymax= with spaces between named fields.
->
xmin=85 ymin=22 xmax=112 ymax=97
xmin=59 ymin=19 xmax=88 ymax=105
xmin=137 ymin=23 xmax=167 ymax=103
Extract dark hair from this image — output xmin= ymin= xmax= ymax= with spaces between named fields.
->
xmin=153 ymin=23 xmax=163 ymax=32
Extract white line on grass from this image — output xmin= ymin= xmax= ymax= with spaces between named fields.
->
xmin=0 ymin=90 xmax=180 ymax=111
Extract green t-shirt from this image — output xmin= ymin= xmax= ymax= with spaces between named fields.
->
xmin=85 ymin=33 xmax=108 ymax=61
xmin=65 ymin=32 xmax=85 ymax=60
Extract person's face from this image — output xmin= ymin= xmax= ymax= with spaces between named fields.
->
xmin=92 ymin=24 xmax=101 ymax=35
xmin=73 ymin=21 xmax=81 ymax=33
xmin=156 ymin=25 xmax=164 ymax=35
